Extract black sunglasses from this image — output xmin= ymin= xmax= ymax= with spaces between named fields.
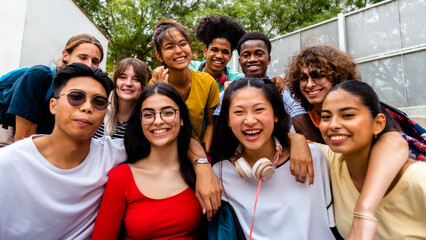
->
xmin=56 ymin=89 xmax=109 ymax=111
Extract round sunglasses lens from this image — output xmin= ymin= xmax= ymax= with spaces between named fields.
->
xmin=67 ymin=92 xmax=85 ymax=107
xmin=92 ymin=96 xmax=108 ymax=110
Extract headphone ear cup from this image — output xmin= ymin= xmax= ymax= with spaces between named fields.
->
xmin=235 ymin=157 xmax=252 ymax=179
xmin=252 ymin=158 xmax=274 ymax=181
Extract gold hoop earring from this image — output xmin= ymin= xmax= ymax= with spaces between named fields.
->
xmin=374 ymin=133 xmax=377 ymax=139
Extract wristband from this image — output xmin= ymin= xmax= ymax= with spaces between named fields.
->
xmin=353 ymin=212 xmax=378 ymax=222
xmin=193 ymin=158 xmax=210 ymax=167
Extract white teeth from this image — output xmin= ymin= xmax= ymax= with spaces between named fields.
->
xmin=213 ymin=61 xmax=223 ymax=64
xmin=175 ymin=57 xmax=185 ymax=61
xmin=123 ymin=89 xmax=134 ymax=92
xmin=248 ymin=66 xmax=258 ymax=70
xmin=244 ymin=130 xmax=261 ymax=135
xmin=153 ymin=129 xmax=167 ymax=134
xmin=308 ymin=90 xmax=320 ymax=95
xmin=330 ymin=135 xmax=347 ymax=141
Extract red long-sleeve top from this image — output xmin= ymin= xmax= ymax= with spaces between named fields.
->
xmin=92 ymin=164 xmax=202 ymax=240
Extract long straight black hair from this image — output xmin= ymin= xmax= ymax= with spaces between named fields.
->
xmin=124 ymin=83 xmax=195 ymax=188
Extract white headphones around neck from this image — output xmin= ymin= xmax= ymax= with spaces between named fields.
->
xmin=232 ymin=137 xmax=282 ymax=181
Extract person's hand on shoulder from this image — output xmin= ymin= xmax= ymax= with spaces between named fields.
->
xmin=271 ymin=76 xmax=286 ymax=95
xmin=289 ymin=133 xmax=314 ymax=185
xmin=224 ymin=81 xmax=233 ymax=90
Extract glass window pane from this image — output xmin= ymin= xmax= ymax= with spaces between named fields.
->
xmin=300 ymin=20 xmax=339 ymax=49
xmin=404 ymin=51 xmax=426 ymax=106
xmin=358 ymin=56 xmax=406 ymax=107
xmin=346 ymin=1 xmax=401 ymax=58
xmin=269 ymin=33 xmax=300 ymax=77
xmin=399 ymin=0 xmax=426 ymax=48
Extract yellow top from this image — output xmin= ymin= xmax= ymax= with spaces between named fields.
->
xmin=149 ymin=69 xmax=219 ymax=143
xmin=315 ymin=143 xmax=426 ymax=240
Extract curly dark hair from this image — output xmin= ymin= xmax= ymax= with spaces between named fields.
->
xmin=236 ymin=31 xmax=272 ymax=55
xmin=286 ymin=45 xmax=361 ymax=110
xmin=194 ymin=15 xmax=246 ymax=51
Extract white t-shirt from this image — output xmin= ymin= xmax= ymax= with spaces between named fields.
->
xmin=212 ymin=144 xmax=335 ymax=240
xmin=0 ymin=135 xmax=126 ymax=240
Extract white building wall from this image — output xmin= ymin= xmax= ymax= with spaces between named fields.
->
xmin=0 ymin=0 xmax=27 ymax=74
xmin=0 ymin=0 xmax=108 ymax=74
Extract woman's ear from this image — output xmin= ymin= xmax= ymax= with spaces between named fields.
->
xmin=50 ymin=98 xmax=58 ymax=115
xmin=62 ymin=50 xmax=70 ymax=65
xmin=155 ymin=52 xmax=163 ymax=63
xmin=373 ymin=113 xmax=386 ymax=136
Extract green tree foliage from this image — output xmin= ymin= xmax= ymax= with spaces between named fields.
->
xmin=75 ymin=0 xmax=384 ymax=72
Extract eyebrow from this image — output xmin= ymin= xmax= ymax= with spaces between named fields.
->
xmin=66 ymin=89 xmax=106 ymax=97
xmin=163 ymin=37 xmax=187 ymax=46
xmin=163 ymin=42 xmax=174 ymax=47
xmin=142 ymin=106 xmax=175 ymax=111
xmin=68 ymin=88 xmax=85 ymax=93
xmin=231 ymin=102 xmax=266 ymax=109
xmin=77 ymin=53 xmax=98 ymax=60
xmin=321 ymin=106 xmax=360 ymax=113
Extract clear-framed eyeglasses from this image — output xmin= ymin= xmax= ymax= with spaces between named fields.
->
xmin=140 ymin=108 xmax=179 ymax=125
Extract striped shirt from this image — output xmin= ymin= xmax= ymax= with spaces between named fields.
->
xmin=93 ymin=122 xmax=127 ymax=139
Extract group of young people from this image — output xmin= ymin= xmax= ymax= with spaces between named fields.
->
xmin=0 ymin=14 xmax=425 ymax=240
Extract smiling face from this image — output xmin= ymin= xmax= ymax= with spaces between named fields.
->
xmin=239 ymin=40 xmax=271 ymax=78
xmin=50 ymin=76 xmax=107 ymax=140
xmin=204 ymin=38 xmax=232 ymax=78
xmin=319 ymin=89 xmax=383 ymax=158
xmin=62 ymin=43 xmax=102 ymax=69
xmin=155 ymin=28 xmax=192 ymax=70
xmin=141 ymin=94 xmax=182 ymax=148
xmin=299 ymin=66 xmax=333 ymax=111
xmin=228 ymin=87 xmax=277 ymax=152
xmin=115 ymin=65 xmax=143 ymax=103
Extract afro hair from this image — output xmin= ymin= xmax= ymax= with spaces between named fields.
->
xmin=195 ymin=15 xmax=246 ymax=51
xmin=236 ymin=31 xmax=271 ymax=55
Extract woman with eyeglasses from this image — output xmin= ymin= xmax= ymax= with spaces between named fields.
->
xmin=93 ymin=58 xmax=150 ymax=139
xmin=92 ymin=83 xmax=204 ymax=239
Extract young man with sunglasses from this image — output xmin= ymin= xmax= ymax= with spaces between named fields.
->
xmin=0 ymin=63 xmax=220 ymax=239
xmin=0 ymin=63 xmax=120 ymax=239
